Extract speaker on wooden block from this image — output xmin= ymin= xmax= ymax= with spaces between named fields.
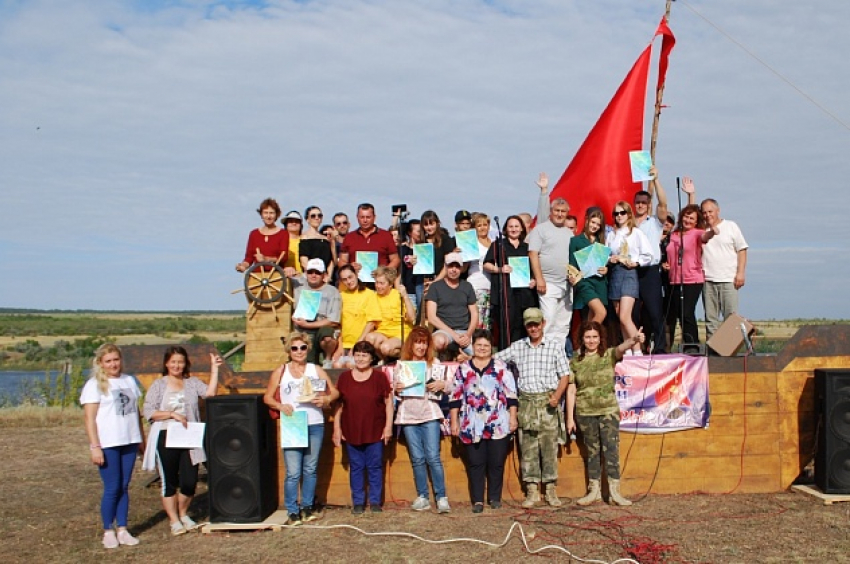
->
xmin=706 ymin=313 xmax=755 ymax=357
xmin=206 ymin=395 xmax=279 ymax=523
xmin=814 ymin=369 xmax=850 ymax=494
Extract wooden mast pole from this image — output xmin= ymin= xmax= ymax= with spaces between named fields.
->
xmin=649 ymin=0 xmax=673 ymax=196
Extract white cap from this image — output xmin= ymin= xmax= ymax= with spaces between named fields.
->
xmin=305 ymin=258 xmax=325 ymax=273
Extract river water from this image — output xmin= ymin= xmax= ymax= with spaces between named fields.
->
xmin=0 ymin=370 xmax=75 ymax=405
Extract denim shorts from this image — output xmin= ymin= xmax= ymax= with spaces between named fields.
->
xmin=608 ymin=264 xmax=639 ymax=300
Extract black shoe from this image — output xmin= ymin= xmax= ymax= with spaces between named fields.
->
xmin=286 ymin=513 xmax=302 ymax=526
xmin=472 ymin=502 xmax=484 ymax=514
xmin=370 ymin=505 xmax=383 ymax=513
xmin=489 ymin=500 xmax=502 ymax=509
xmin=352 ymin=504 xmax=365 ymax=515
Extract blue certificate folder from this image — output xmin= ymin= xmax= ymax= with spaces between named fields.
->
xmin=396 ymin=361 xmax=427 ymax=397
xmin=413 ymin=243 xmax=434 ymax=275
xmin=508 ymin=256 xmax=530 ymax=288
xmin=356 ymin=251 xmax=379 ymax=282
xmin=455 ymin=230 xmax=479 ymax=262
xmin=280 ymin=410 xmax=308 ymax=448
xmin=629 ymin=150 xmax=653 ymax=182
xmin=573 ymin=243 xmax=611 ymax=278
xmin=293 ymin=289 xmax=321 ymax=320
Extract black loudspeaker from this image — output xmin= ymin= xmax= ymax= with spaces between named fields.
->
xmin=206 ymin=395 xmax=279 ymax=522
xmin=814 ymin=369 xmax=850 ymax=494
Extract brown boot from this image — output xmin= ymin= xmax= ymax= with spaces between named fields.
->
xmin=544 ymin=482 xmax=562 ymax=507
xmin=522 ymin=483 xmax=540 ymax=508
xmin=608 ymin=479 xmax=632 ymax=506
xmin=576 ymin=479 xmax=602 ymax=506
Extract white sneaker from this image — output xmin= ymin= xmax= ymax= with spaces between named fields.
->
xmin=170 ymin=521 xmax=186 ymax=536
xmin=102 ymin=530 xmax=119 ymax=549
xmin=411 ymin=496 xmax=430 ymax=511
xmin=180 ymin=515 xmax=197 ymax=530
xmin=322 ymin=359 xmax=334 ymax=370
xmin=116 ymin=529 xmax=139 ymax=546
xmin=436 ymin=497 xmax=451 ymax=514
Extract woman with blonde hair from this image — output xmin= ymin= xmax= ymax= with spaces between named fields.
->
xmin=466 ymin=213 xmax=492 ymax=330
xmin=80 ymin=344 xmax=144 ymax=548
xmin=264 ymin=332 xmax=339 ymax=525
xmin=364 ymin=266 xmax=416 ymax=360
xmin=607 ymin=201 xmax=652 ymax=354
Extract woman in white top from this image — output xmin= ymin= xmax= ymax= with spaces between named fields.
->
xmin=466 ymin=213 xmax=493 ymax=330
xmin=142 ymin=346 xmax=221 ymax=535
xmin=80 ymin=344 xmax=144 ymax=549
xmin=393 ymin=326 xmax=451 ymax=514
xmin=264 ymin=332 xmax=339 ymax=525
xmin=607 ymin=201 xmax=653 ymax=354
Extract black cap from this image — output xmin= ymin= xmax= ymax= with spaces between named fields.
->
xmin=455 ymin=210 xmax=472 ymax=223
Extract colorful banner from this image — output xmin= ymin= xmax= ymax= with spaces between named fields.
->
xmin=615 ymin=354 xmax=709 ymax=434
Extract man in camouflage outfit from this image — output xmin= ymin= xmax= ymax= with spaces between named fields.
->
xmin=495 ymin=308 xmax=570 ymax=507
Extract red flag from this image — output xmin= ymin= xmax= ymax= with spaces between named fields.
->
xmin=549 ymin=19 xmax=675 ymax=229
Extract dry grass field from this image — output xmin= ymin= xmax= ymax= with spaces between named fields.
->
xmin=1 ymin=408 xmax=848 ymax=564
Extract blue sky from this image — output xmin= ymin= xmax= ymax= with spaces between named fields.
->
xmin=1 ymin=0 xmax=847 ymax=318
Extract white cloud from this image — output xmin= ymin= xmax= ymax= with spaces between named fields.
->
xmin=0 ymin=0 xmax=847 ymax=317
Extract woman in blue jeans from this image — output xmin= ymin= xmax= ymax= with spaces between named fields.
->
xmin=393 ymin=327 xmax=451 ymax=513
xmin=265 ymin=332 xmax=339 ymax=525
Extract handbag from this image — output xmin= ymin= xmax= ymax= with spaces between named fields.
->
xmin=269 ymin=384 xmax=282 ymax=420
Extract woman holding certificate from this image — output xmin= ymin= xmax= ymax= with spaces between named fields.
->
xmin=333 ymin=264 xmax=382 ymax=368
xmin=607 ymin=202 xmax=653 ymax=354
xmin=449 ymin=329 xmax=518 ymax=513
xmin=264 ymin=332 xmax=339 ymax=526
xmin=81 ymin=344 xmax=144 ymax=549
xmin=483 ymin=215 xmax=538 ymax=348
xmin=568 ymin=208 xmax=609 ymax=324
xmin=142 ymin=346 xmax=221 ymax=536
xmin=466 ymin=213 xmax=493 ymax=330
xmin=393 ymin=327 xmax=451 ymax=513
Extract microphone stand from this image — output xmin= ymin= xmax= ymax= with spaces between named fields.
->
xmin=492 ymin=216 xmax=510 ymax=350
xmin=675 ymin=177 xmax=687 ymax=352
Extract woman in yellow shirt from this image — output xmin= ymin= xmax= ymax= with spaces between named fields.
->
xmin=333 ymin=264 xmax=382 ymax=368
xmin=365 ymin=266 xmax=416 ymax=360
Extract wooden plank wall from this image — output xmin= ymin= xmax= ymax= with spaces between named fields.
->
xmin=126 ymin=325 xmax=850 ymax=507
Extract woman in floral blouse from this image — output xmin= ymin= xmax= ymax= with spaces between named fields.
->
xmin=449 ymin=328 xmax=518 ymax=513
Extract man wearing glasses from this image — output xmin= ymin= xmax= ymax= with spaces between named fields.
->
xmin=632 ymin=168 xmax=669 ymax=354
xmin=332 ymin=213 xmax=350 ymax=268
xmin=290 ymin=258 xmax=341 ymax=368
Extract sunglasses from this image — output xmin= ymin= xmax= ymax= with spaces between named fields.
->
xmin=335 ymin=221 xmax=348 ymax=226
xmin=309 ymin=213 xmax=323 ymax=219
xmin=290 ymin=344 xmax=308 ymax=352
xmin=306 ymin=269 xmax=323 ymax=275
xmin=613 ymin=210 xmax=628 ymax=217
xmin=634 ymin=200 xmax=650 ymax=205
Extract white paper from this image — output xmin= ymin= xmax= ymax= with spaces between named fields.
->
xmin=165 ymin=421 xmax=206 ymax=449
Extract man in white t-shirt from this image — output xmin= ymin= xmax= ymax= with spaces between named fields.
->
xmin=700 ymin=198 xmax=749 ymax=340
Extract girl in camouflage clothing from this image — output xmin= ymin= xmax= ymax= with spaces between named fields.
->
xmin=566 ymin=321 xmax=644 ymax=506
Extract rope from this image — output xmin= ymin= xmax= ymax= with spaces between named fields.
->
xmin=679 ymin=0 xmax=850 ymax=132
